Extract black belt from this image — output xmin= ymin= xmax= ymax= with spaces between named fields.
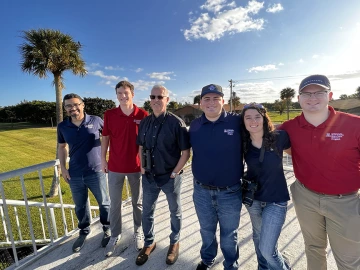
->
xmin=299 ymin=181 xmax=359 ymax=198
xmin=195 ymin=180 xmax=228 ymax=190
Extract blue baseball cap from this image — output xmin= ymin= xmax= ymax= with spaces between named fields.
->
xmin=299 ymin=74 xmax=331 ymax=93
xmin=200 ymin=84 xmax=224 ymax=98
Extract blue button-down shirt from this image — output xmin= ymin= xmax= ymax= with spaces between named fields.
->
xmin=57 ymin=114 xmax=103 ymax=177
xmin=189 ymin=111 xmax=243 ymax=187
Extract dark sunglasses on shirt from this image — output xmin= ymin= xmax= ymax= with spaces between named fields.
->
xmin=149 ymin=95 xmax=168 ymax=100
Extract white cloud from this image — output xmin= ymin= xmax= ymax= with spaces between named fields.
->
xmin=184 ymin=0 xmax=265 ymax=41
xmin=147 ymin=72 xmax=174 ymax=80
xmin=248 ymin=64 xmax=278 ymax=73
xmin=89 ymin=70 xmax=119 ymax=81
xmin=131 ymin=80 xmax=166 ymax=91
xmin=200 ymin=0 xmax=236 ymax=13
xmin=312 ymin=54 xmax=319 ymax=59
xmin=278 ymin=62 xmax=284 ymax=66
xmin=266 ymin=3 xmax=283 ymax=13
xmin=104 ymin=65 xmax=124 ymax=71
xmin=234 ymin=81 xmax=278 ymax=103
xmin=135 ymin=68 xmax=143 ymax=73
xmin=86 ymin=63 xmax=101 ymax=71
xmin=299 ymin=59 xmax=304 ymax=63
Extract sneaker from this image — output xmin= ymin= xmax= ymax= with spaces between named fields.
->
xmin=72 ymin=233 xmax=89 ymax=253
xmin=101 ymin=229 xmax=111 ymax=247
xmin=134 ymin=232 xmax=144 ymax=251
xmin=196 ymin=261 xmax=211 ymax=270
xmin=104 ymin=235 xmax=121 ymax=257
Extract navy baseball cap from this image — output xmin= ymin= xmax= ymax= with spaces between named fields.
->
xmin=299 ymin=74 xmax=331 ymax=93
xmin=201 ymin=84 xmax=224 ymax=98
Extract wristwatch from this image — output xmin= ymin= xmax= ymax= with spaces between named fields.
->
xmin=171 ymin=172 xmax=177 ymax=178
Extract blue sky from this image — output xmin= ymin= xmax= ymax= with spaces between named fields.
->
xmin=1 ymin=0 xmax=360 ymax=108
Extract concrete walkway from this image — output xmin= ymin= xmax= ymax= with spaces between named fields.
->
xmin=23 ymin=168 xmax=336 ymax=270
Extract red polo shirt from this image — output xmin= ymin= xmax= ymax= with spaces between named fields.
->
xmin=279 ymin=106 xmax=360 ymax=194
xmin=102 ymin=105 xmax=148 ymax=173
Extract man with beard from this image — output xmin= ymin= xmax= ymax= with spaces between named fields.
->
xmin=58 ymin=93 xmax=110 ymax=252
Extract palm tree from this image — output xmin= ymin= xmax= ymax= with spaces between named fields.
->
xmin=228 ymin=92 xmax=241 ymax=109
xmin=19 ymin=29 xmax=87 ymax=125
xmin=280 ymin=87 xmax=295 ymax=120
xmin=19 ymin=29 xmax=87 ymax=196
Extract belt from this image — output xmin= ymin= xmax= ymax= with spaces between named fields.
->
xmin=195 ymin=181 xmax=228 ymax=190
xmin=299 ymin=181 xmax=359 ymax=198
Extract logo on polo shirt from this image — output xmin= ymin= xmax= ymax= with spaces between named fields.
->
xmin=134 ymin=119 xmax=141 ymax=125
xmin=224 ymin=129 xmax=234 ymax=135
xmin=85 ymin=124 xmax=94 ymax=129
xmin=325 ymin=132 xmax=344 ymax=141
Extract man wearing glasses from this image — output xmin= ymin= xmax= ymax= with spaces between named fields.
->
xmin=57 ymin=93 xmax=110 ymax=252
xmin=279 ymin=74 xmax=360 ymax=270
xmin=189 ymin=84 xmax=243 ymax=270
xmin=101 ymin=81 xmax=148 ymax=257
xmin=135 ymin=85 xmax=190 ymax=266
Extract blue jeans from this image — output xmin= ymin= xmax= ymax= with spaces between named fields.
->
xmin=142 ymin=173 xmax=182 ymax=246
xmin=193 ymin=180 xmax=242 ymax=270
xmin=246 ymin=200 xmax=290 ymax=270
xmin=69 ymin=171 xmax=110 ymax=235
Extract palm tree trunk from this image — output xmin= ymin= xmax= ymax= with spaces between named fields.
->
xmin=48 ymin=73 xmax=63 ymax=197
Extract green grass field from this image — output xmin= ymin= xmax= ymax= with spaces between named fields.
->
xmin=267 ymin=110 xmax=302 ymax=123
xmin=0 ymin=122 xmax=129 ymax=244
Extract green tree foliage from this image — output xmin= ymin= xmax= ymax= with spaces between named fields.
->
xmin=280 ymin=87 xmax=295 ymax=120
xmin=339 ymin=94 xmax=350 ymax=100
xmin=228 ymin=92 xmax=241 ymax=109
xmin=274 ymin=99 xmax=286 ymax=115
xmin=19 ymin=29 xmax=87 ymax=125
xmin=167 ymin=101 xmax=179 ymax=111
xmin=193 ymin=95 xmax=201 ymax=104
xmin=83 ymin=97 xmax=116 ymax=118
xmin=356 ymin=86 xmax=360 ymax=99
xmin=143 ymin=100 xmax=153 ymax=114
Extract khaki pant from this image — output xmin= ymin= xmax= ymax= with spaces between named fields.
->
xmin=291 ymin=180 xmax=360 ymax=270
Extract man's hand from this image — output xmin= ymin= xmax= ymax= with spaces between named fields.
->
xmin=101 ymin=159 xmax=108 ymax=173
xmin=61 ymin=168 xmax=71 ymax=183
xmin=141 ymin=167 xmax=145 ymax=174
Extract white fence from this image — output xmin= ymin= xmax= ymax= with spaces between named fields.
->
xmin=0 ymin=159 xmax=131 ymax=268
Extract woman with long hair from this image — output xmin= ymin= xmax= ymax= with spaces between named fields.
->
xmin=241 ymin=103 xmax=291 ymax=270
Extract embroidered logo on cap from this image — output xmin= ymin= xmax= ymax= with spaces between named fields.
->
xmin=209 ymin=85 xmax=216 ymax=91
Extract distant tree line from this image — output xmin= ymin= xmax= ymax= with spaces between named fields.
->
xmin=0 ymin=97 xmax=115 ymax=124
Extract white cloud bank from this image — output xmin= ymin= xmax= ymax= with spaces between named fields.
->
xmin=147 ymin=72 xmax=174 ymax=80
xmin=184 ymin=0 xmax=265 ymax=41
xmin=248 ymin=64 xmax=278 ymax=73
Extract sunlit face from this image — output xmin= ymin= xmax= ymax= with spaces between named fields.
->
xmin=298 ymin=85 xmax=332 ymax=114
xmin=150 ymin=87 xmax=169 ymax=115
xmin=64 ymin=98 xmax=84 ymax=120
xmin=116 ymin=86 xmax=134 ymax=106
xmin=200 ymin=93 xmax=224 ymax=119
xmin=243 ymin=109 xmax=264 ymax=135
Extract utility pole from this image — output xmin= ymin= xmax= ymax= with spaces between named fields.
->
xmin=229 ymin=79 xmax=233 ymax=112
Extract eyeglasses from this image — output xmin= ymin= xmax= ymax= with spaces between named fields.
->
xmin=149 ymin=95 xmax=168 ymax=100
xmin=64 ymin=103 xmax=83 ymax=109
xmin=243 ymin=103 xmax=265 ymax=110
xmin=299 ymin=91 xmax=329 ymax=99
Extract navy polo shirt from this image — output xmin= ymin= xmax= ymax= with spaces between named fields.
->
xmin=57 ymin=114 xmax=103 ymax=177
xmin=245 ymin=130 xmax=291 ymax=203
xmin=189 ymin=111 xmax=243 ymax=187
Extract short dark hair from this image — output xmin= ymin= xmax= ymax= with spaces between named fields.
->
xmin=115 ymin=81 xmax=134 ymax=94
xmin=63 ymin=93 xmax=83 ymax=103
